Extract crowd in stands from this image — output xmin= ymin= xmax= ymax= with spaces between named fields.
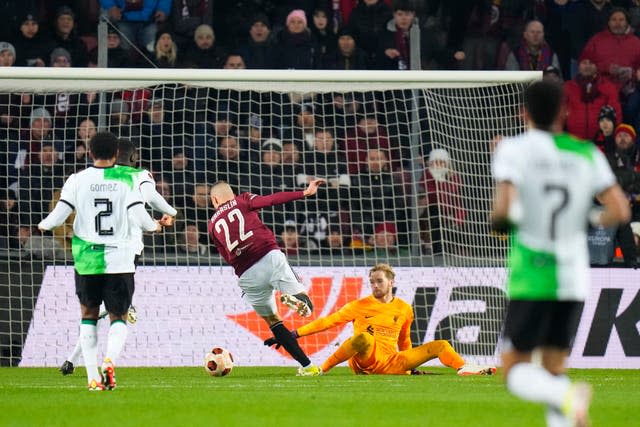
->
xmin=2 ymin=0 xmax=640 ymax=266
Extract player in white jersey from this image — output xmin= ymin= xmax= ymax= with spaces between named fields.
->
xmin=59 ymin=138 xmax=177 ymax=376
xmin=491 ymin=81 xmax=630 ymax=427
xmin=39 ymin=132 xmax=162 ymax=391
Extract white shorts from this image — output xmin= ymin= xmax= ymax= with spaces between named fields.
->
xmin=238 ymin=249 xmax=306 ymax=317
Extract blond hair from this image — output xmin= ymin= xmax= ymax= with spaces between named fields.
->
xmin=369 ymin=263 xmax=395 ymax=280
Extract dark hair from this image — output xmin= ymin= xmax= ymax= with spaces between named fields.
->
xmin=89 ymin=132 xmax=119 ymax=160
xmin=393 ymin=1 xmax=416 ymax=12
xmin=116 ymin=138 xmax=137 ymax=166
xmin=524 ymin=81 xmax=564 ymax=130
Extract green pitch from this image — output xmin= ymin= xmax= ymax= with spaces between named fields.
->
xmin=0 ymin=367 xmax=637 ymax=427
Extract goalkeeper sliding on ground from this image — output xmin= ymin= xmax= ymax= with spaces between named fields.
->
xmin=266 ymin=263 xmax=496 ymax=376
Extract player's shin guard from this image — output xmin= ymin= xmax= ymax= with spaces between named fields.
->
xmin=79 ymin=319 xmax=99 ymax=384
xmin=105 ymin=319 xmax=128 ymax=364
xmin=270 ymin=321 xmax=311 ymax=367
xmin=506 ymin=363 xmax=570 ymax=408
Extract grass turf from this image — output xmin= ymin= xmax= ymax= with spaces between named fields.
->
xmin=0 ymin=367 xmax=637 ymax=427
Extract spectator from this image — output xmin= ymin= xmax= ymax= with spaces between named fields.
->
xmin=152 ymin=30 xmax=178 ymax=68
xmin=281 ymin=102 xmax=317 ymax=151
xmin=605 ymin=123 xmax=640 ymax=267
xmin=0 ymin=41 xmax=16 ymax=67
xmin=177 ymin=222 xmax=210 ymax=256
xmin=49 ymin=6 xmax=88 ymax=67
xmin=251 ymin=138 xmax=287 ymax=227
xmin=278 ymin=221 xmax=318 ymax=256
xmin=350 ymin=148 xmax=405 ymax=238
xmin=50 ymin=47 xmax=72 ymax=67
xmin=369 ymin=221 xmax=406 ymax=257
xmin=593 ymin=105 xmax=617 ymax=154
xmin=504 ymin=20 xmax=561 ymax=72
xmin=183 ymin=183 xmax=212 ymax=245
xmin=448 ymin=1 xmax=502 ymax=70
xmin=343 ymin=113 xmax=392 ymax=174
xmin=274 ymin=9 xmax=318 ymax=70
xmin=104 ymin=26 xmax=129 ymax=67
xmin=136 ymin=99 xmax=175 ymax=172
xmin=580 ymin=7 xmax=640 ymax=96
xmin=301 ymin=128 xmax=351 ymax=191
xmin=0 ymin=188 xmax=22 ymax=250
xmin=320 ymin=224 xmax=351 ymax=255
xmin=171 ymin=0 xmax=214 ymax=49
xmin=108 ymin=98 xmax=131 ymax=138
xmin=239 ymin=13 xmax=277 ymax=69
xmin=378 ymin=1 xmax=418 ymax=70
xmin=100 ymin=0 xmax=171 ymax=53
xmin=326 ymin=27 xmax=368 ymax=70
xmin=182 ymin=24 xmax=224 ymax=68
xmin=567 ymin=0 xmax=613 ymax=76
xmin=346 ymin=0 xmax=392 ymax=68
xmin=64 ymin=118 xmax=96 ymax=171
xmin=208 ymin=134 xmax=250 ymax=193
xmin=542 ymin=65 xmax=564 ymax=84
xmin=281 ymin=140 xmax=304 ymax=190
xmin=166 ymin=148 xmax=197 ymax=204
xmin=564 ymin=54 xmax=621 ymax=140
xmin=17 ymin=141 xmax=65 ymax=225
xmin=12 ymin=11 xmax=52 ymax=67
xmin=421 ymin=148 xmax=466 ymax=255
xmin=222 ymin=52 xmax=246 ymax=69
xmin=21 ymin=107 xmax=55 ymax=167
xmin=310 ymin=7 xmax=336 ymax=69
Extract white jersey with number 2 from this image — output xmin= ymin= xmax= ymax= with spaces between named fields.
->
xmin=492 ymin=129 xmax=616 ymax=301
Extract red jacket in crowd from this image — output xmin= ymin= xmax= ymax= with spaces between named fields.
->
xmin=564 ymin=76 xmax=622 ymax=140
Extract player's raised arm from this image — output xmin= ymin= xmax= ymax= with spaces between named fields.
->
xmin=128 ymin=202 xmax=162 ymax=232
xmin=38 ymin=174 xmax=76 ymax=231
xmin=302 ymin=178 xmax=326 ymax=197
xmin=593 ymin=184 xmax=631 ymax=227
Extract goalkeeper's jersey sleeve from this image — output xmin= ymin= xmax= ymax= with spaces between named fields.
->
xmin=492 ymin=130 xmax=616 ymax=301
xmin=61 ymin=165 xmax=148 ymax=274
xmin=297 ymin=295 xmax=414 ymax=355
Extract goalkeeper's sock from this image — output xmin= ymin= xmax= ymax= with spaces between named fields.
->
xmin=270 ymin=322 xmax=311 ymax=367
xmin=507 ymin=363 xmax=570 ymax=408
xmin=79 ymin=319 xmax=100 ymax=384
xmin=321 ymin=341 xmax=357 ymax=373
xmin=67 ymin=332 xmax=83 ymax=365
xmin=105 ymin=319 xmax=128 ymax=364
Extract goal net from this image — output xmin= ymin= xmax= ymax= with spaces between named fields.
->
xmin=0 ymin=68 xmax=538 ymax=368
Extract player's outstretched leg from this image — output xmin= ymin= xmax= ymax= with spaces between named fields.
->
xmin=79 ymin=319 xmax=103 ymax=390
xmin=102 ymin=319 xmax=128 ymax=390
xmin=280 ymin=293 xmax=313 ymax=318
xmin=269 ymin=321 xmax=321 ymax=376
xmin=562 ymin=382 xmax=592 ymax=427
xmin=321 ymin=332 xmax=375 ymax=374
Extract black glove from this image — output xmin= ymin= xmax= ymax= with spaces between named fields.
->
xmin=263 ymin=337 xmax=282 ymax=349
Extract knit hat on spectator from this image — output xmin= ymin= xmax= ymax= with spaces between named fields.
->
xmin=50 ymin=47 xmax=71 ymax=65
xmin=286 ymin=9 xmax=307 ymax=27
xmin=194 ymin=24 xmax=214 ymax=40
xmin=543 ymin=66 xmax=561 ymax=78
xmin=614 ymin=123 xmax=636 ymax=140
xmin=56 ymin=5 xmax=75 ymax=20
xmin=375 ymin=222 xmax=397 ymax=235
xmin=428 ymin=148 xmax=450 ymax=165
xmin=0 ymin=42 xmax=15 ymax=57
xmin=251 ymin=13 xmax=271 ymax=28
xmin=262 ymin=138 xmax=283 ymax=152
xmin=30 ymin=107 xmax=52 ymax=127
xmin=21 ymin=11 xmax=38 ymax=25
xmin=598 ymin=105 xmax=617 ymax=124
xmin=110 ymin=99 xmax=130 ymax=115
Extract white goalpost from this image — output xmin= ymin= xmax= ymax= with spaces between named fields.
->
xmin=0 ymin=68 xmax=540 ymax=368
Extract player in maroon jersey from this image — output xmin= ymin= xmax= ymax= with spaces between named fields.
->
xmin=208 ymin=179 xmax=325 ymax=376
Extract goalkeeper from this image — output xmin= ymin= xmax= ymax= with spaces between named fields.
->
xmin=267 ymin=263 xmax=496 ymax=376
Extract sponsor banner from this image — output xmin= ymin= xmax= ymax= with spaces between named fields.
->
xmin=19 ymin=266 xmax=640 ymax=368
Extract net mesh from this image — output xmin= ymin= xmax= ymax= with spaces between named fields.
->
xmin=0 ymin=70 xmax=534 ymax=366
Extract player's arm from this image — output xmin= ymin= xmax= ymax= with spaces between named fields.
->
xmin=128 ymin=202 xmax=161 ymax=232
xmin=247 ymin=179 xmax=326 ymax=210
xmin=38 ymin=201 xmax=73 ymax=231
xmin=296 ymin=305 xmax=354 ymax=337
xmin=490 ymin=180 xmax=517 ymax=233
xmin=38 ymin=174 xmax=75 ymax=231
xmin=139 ymin=181 xmax=178 ymax=216
xmin=593 ymin=184 xmax=631 ymax=227
xmin=397 ymin=314 xmax=413 ymax=351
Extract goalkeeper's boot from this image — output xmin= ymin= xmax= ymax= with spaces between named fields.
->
xmin=280 ymin=294 xmax=312 ymax=318
xmin=562 ymin=382 xmax=592 ymax=427
xmin=127 ymin=305 xmax=137 ymax=324
xmin=101 ymin=358 xmax=117 ymax=390
xmin=297 ymin=364 xmax=323 ymax=377
xmin=59 ymin=360 xmax=74 ymax=376
xmin=88 ymin=379 xmax=105 ymax=391
xmin=457 ymin=364 xmax=497 ymax=376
